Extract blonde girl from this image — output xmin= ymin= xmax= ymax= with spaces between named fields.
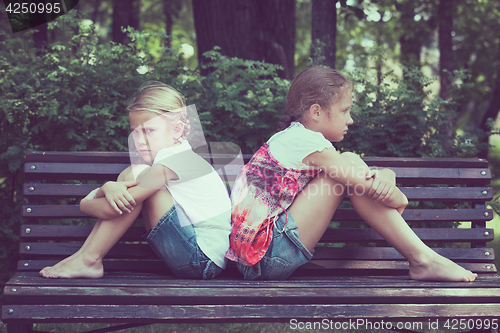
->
xmin=226 ymin=67 xmax=477 ymax=282
xmin=40 ymin=81 xmax=231 ymax=279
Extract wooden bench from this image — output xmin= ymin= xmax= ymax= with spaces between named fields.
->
xmin=2 ymin=150 xmax=500 ymax=333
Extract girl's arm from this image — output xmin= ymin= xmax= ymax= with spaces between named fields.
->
xmin=304 ymin=148 xmax=408 ymax=211
xmin=80 ymin=165 xmax=177 ymax=220
xmin=80 ymin=191 xmax=125 ymax=220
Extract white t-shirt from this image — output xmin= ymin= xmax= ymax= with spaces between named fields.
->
xmin=267 ymin=122 xmax=335 ymax=170
xmin=153 ymin=141 xmax=231 ymax=269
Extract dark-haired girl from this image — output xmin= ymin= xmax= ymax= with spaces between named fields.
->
xmin=226 ymin=67 xmax=476 ymax=282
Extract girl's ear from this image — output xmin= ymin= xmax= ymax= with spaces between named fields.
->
xmin=308 ymin=103 xmax=322 ymax=121
xmin=173 ymin=121 xmax=185 ymax=140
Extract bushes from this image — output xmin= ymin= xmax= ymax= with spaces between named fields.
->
xmin=339 ymin=66 xmax=479 ymax=158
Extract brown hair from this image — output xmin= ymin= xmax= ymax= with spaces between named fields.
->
xmin=278 ymin=66 xmax=351 ymax=131
xmin=127 ymin=81 xmax=191 ymax=141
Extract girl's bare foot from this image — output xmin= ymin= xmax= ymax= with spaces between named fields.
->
xmin=40 ymin=253 xmax=104 ymax=279
xmin=39 ymin=250 xmax=83 ymax=277
xmin=409 ymin=252 xmax=477 ymax=282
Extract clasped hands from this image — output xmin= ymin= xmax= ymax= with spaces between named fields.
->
xmin=365 ymin=168 xmax=397 ymax=202
xmin=96 ymin=181 xmax=137 ymax=214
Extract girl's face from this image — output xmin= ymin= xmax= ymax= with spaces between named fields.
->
xmin=129 ymin=111 xmax=182 ymax=163
xmin=318 ymin=89 xmax=353 ymax=142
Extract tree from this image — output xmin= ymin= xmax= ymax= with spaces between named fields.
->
xmin=192 ymin=0 xmax=296 ymax=79
xmin=112 ymin=0 xmax=140 ymax=44
xmin=438 ymin=0 xmax=454 ymax=100
xmin=311 ymin=0 xmax=338 ymax=68
xmin=398 ymin=1 xmax=424 ymax=70
xmin=33 ymin=23 xmax=48 ymax=55
xmin=163 ymin=0 xmax=183 ymax=48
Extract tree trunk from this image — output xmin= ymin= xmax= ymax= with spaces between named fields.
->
xmin=311 ymin=0 xmax=337 ymax=68
xmin=33 ymin=23 xmax=48 ymax=56
xmin=193 ymin=0 xmax=296 ymax=79
xmin=399 ymin=3 xmax=422 ymax=70
xmin=164 ymin=0 xmax=174 ymax=48
xmin=438 ymin=0 xmax=454 ymax=100
xmin=112 ymin=0 xmax=140 ymax=44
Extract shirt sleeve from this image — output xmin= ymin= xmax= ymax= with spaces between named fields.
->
xmin=268 ymin=125 xmax=334 ymax=170
xmin=154 ymin=148 xmax=214 ymax=185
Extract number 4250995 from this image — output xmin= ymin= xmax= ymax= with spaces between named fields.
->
xmin=444 ymin=318 xmax=498 ymax=330
xmin=6 ymin=2 xmax=61 ymax=14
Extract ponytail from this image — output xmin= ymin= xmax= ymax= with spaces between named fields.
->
xmin=278 ymin=66 xmax=350 ymax=131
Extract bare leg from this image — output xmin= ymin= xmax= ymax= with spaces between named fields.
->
xmin=141 ymin=187 xmax=175 ymax=232
xmin=290 ymin=153 xmax=477 ymax=282
xmin=288 ymin=172 xmax=347 ymax=252
xmin=40 ymin=203 xmax=143 ymax=279
xmin=349 ymin=193 xmax=476 ymax=282
xmin=39 ymin=220 xmax=103 ymax=276
xmin=40 ymin=166 xmax=148 ymax=279
xmin=40 ymin=167 xmax=136 ymax=277
xmin=341 ymin=152 xmax=476 ymax=281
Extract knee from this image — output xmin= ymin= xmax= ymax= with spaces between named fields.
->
xmin=118 ymin=164 xmax=150 ymax=182
xmin=117 ymin=166 xmax=133 ymax=182
xmin=341 ymin=152 xmax=369 ymax=174
xmin=341 ymin=152 xmax=364 ymax=166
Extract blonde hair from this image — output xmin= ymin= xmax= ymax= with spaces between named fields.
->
xmin=127 ymin=81 xmax=191 ymax=141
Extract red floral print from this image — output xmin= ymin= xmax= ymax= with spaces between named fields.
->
xmin=226 ymin=143 xmax=320 ymax=265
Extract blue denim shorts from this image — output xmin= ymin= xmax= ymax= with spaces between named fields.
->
xmin=144 ymin=203 xmax=223 ymax=279
xmin=236 ymin=209 xmax=314 ymax=280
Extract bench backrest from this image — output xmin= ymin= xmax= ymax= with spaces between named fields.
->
xmin=19 ymin=151 xmax=496 ymax=277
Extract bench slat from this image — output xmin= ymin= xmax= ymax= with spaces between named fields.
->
xmin=21 ymin=205 xmax=494 ymax=222
xmin=25 ymin=151 xmax=490 ymax=168
xmin=363 ymin=157 xmax=489 ymax=168
xmin=3 ymin=303 xmax=500 ymax=322
xmin=320 ymin=227 xmax=494 ymax=242
xmin=312 ymin=247 xmax=494 ymax=261
xmin=25 ymin=163 xmax=130 ymax=181
xmin=216 ymin=165 xmax=492 ymax=185
xmin=19 ymin=225 xmax=495 ymax=243
xmin=301 ymin=260 xmax=497 ymax=273
xmin=16 ymin=260 xmax=496 ymax=274
xmin=25 ymin=162 xmax=491 ymax=185
xmin=23 ymin=184 xmax=99 ymax=197
xmin=18 ymin=242 xmax=495 ymax=262
xmin=24 ymin=151 xmax=212 ymax=164
xmin=23 ymin=184 xmax=494 ymax=202
xmin=4 ymin=283 xmax=500 ymax=306
xmin=7 ymin=272 xmax=500 ymax=287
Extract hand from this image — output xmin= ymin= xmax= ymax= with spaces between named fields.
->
xmin=366 ymin=168 xmax=396 ymax=202
xmin=100 ymin=180 xmax=137 ymax=214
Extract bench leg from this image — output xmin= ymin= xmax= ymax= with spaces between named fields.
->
xmin=7 ymin=323 xmax=33 ymax=333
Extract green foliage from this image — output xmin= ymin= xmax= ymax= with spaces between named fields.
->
xmin=190 ymin=48 xmax=288 ymax=153
xmin=339 ymin=65 xmax=480 ymax=157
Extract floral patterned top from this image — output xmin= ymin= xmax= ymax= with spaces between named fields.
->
xmin=225 ymin=142 xmax=321 ymax=266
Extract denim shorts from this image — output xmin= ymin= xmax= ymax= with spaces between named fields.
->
xmin=236 ymin=209 xmax=314 ymax=280
xmin=143 ymin=203 xmax=223 ymax=279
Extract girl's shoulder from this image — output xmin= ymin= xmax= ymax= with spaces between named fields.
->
xmin=267 ymin=122 xmax=334 ymax=170
xmin=268 ymin=122 xmax=332 ymax=147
